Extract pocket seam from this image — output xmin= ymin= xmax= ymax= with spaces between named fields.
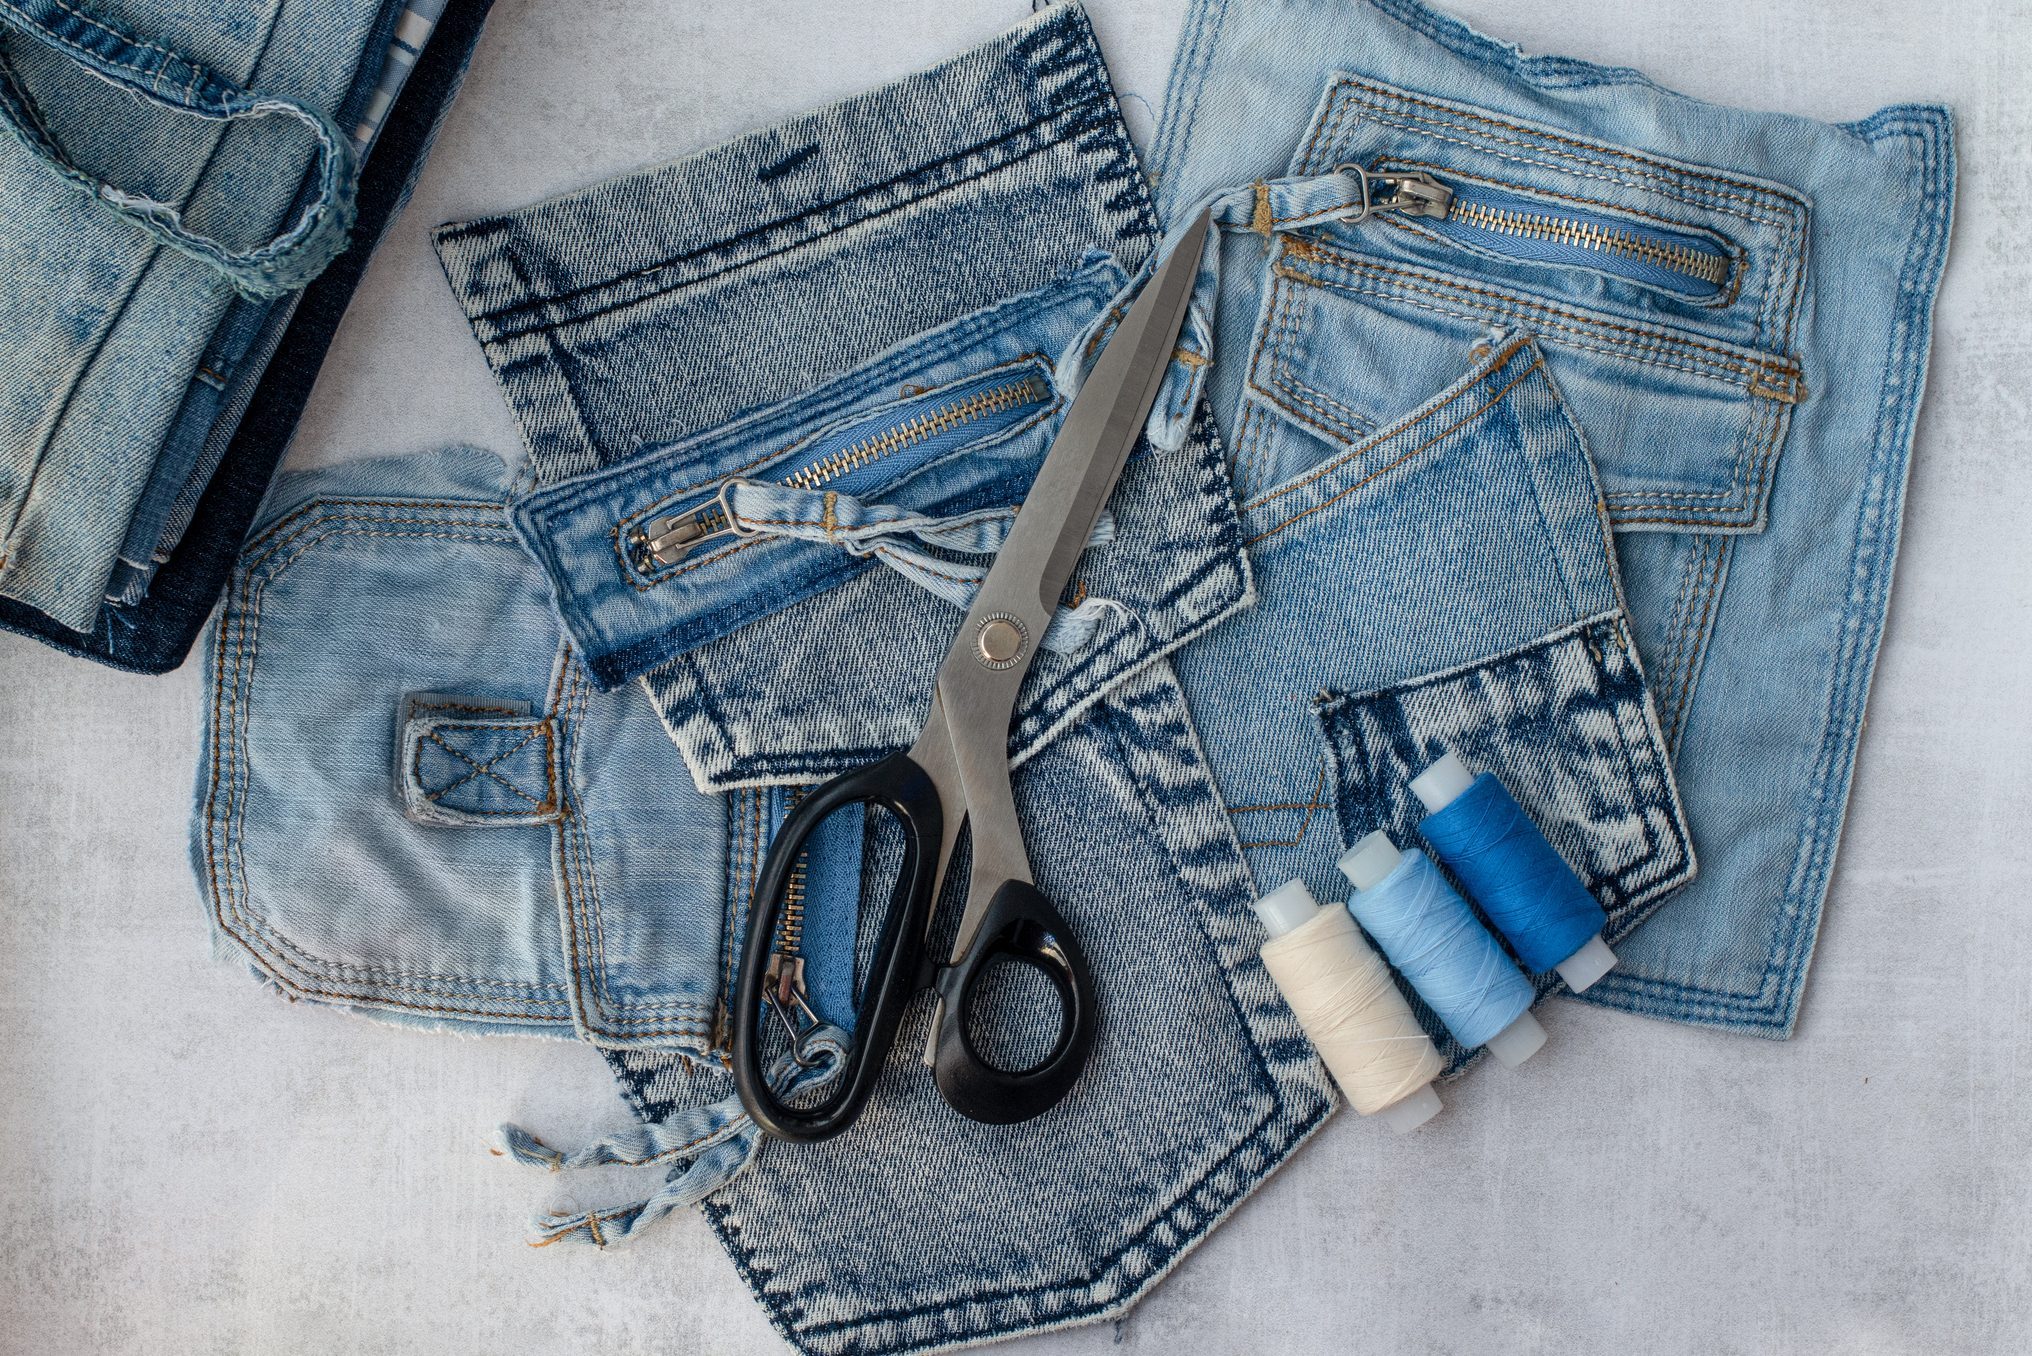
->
xmin=555 ymin=655 xmax=715 ymax=1044
xmin=1294 ymin=75 xmax=1812 ymax=364
xmin=1283 ymin=242 xmax=1803 ymax=400
xmin=1265 ymin=246 xmax=1798 ymax=527
xmin=203 ymin=502 xmax=580 ymax=1020
xmin=1243 ymin=341 xmax=1544 ymax=545
xmin=1302 ymin=78 xmax=1801 ymax=227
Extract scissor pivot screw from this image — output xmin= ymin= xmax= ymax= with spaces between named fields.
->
xmin=975 ymin=615 xmax=1027 ymax=669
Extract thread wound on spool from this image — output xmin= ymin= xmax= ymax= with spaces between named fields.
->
xmin=1259 ymin=906 xmax=1443 ymax=1117
xmin=1342 ymin=846 xmax=1535 ymax=1051
xmin=1418 ymin=772 xmax=1608 ymax=974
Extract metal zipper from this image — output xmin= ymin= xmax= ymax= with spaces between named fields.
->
xmin=760 ymin=790 xmax=823 ymax=1062
xmin=631 ymin=370 xmax=1053 ymax=569
xmin=1355 ymin=169 xmax=1731 ymax=294
xmin=763 ymin=790 xmax=812 ymax=1004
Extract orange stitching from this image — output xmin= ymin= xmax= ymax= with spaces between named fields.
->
xmin=1248 ymin=335 xmax=1534 ymax=512
xmin=1235 ymin=764 xmax=1329 ymax=849
xmin=1315 ymin=78 xmax=1797 ymax=221
xmin=418 ymin=725 xmax=550 ymax=808
xmin=1228 ymin=764 xmax=1329 ymax=814
xmin=612 ymin=352 xmax=1054 ymax=581
xmin=1246 ymin=358 xmax=1545 ymax=545
xmin=201 ymin=507 xmax=583 ymax=1017
xmin=1306 ymin=75 xmax=1812 ymax=359
xmin=1286 ymin=242 xmax=1802 ymax=390
xmin=1369 ymin=156 xmax=1747 ymax=307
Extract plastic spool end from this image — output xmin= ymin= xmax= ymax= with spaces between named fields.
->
xmin=1410 ymin=752 xmax=1475 ymax=814
xmin=1252 ymin=878 xmax=1322 ymax=939
xmin=1376 ymin=1082 xmax=1443 ymax=1134
xmin=1555 ymin=934 xmax=1618 ymax=993
xmin=1483 ymin=1009 xmax=1547 ymax=1068
xmin=1338 ymin=830 xmax=1404 ymax=892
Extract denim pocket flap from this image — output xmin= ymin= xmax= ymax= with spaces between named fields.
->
xmin=1268 ymin=74 xmax=1811 ymax=533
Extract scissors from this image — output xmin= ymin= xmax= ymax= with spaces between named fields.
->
xmin=732 ymin=210 xmax=1213 ymax=1142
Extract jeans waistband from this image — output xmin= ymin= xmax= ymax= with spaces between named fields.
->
xmin=434 ymin=3 xmax=1152 ymax=349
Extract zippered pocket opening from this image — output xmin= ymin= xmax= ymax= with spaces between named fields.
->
xmin=1350 ymin=161 xmax=1740 ymax=304
xmin=625 ymin=359 xmax=1057 ymax=575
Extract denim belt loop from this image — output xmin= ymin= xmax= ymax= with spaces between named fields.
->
xmin=0 ymin=0 xmax=357 ymax=298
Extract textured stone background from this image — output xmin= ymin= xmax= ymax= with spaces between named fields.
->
xmin=2 ymin=1 xmax=2025 ymax=1352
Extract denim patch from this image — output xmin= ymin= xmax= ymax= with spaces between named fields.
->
xmin=1150 ymin=0 xmax=1955 ymax=1036
xmin=192 ymin=445 xmax=727 ymax=1051
xmin=0 ymin=0 xmax=389 ymax=630
xmin=431 ymin=5 xmax=1335 ymax=1349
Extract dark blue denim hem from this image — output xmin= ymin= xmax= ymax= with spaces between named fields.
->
xmin=0 ymin=0 xmax=498 ymax=672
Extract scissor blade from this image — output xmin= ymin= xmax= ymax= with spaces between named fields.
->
xmin=968 ymin=209 xmax=1211 ymax=633
xmin=917 ymin=210 xmax=1214 ymax=970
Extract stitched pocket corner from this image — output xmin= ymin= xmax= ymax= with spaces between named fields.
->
xmin=1314 ymin=615 xmax=1694 ymax=936
xmin=398 ymin=703 xmax=563 ymax=828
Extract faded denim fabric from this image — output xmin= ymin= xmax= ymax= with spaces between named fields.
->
xmin=0 ymin=0 xmax=494 ymax=670
xmin=431 ymin=5 xmax=1340 ymax=1351
xmin=192 ymin=444 xmax=729 ymax=1048
xmin=188 ymin=1 xmax=1776 ymax=1350
xmin=1150 ymin=0 xmax=1955 ymax=1036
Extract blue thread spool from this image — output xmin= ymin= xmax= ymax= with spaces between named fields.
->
xmin=1338 ymin=832 xmax=1546 ymax=1067
xmin=1413 ymin=753 xmax=1617 ymax=993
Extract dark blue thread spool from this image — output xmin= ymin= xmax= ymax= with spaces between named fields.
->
xmin=1413 ymin=753 xmax=1617 ymax=992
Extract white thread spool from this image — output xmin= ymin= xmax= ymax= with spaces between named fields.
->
xmin=1253 ymin=879 xmax=1444 ymax=1132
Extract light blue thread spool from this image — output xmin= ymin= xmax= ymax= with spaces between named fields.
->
xmin=1413 ymin=753 xmax=1617 ymax=993
xmin=1339 ymin=832 xmax=1546 ymax=1067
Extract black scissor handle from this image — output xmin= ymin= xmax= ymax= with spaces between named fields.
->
xmin=931 ymin=878 xmax=1097 ymax=1125
xmin=733 ymin=750 xmax=942 ymax=1143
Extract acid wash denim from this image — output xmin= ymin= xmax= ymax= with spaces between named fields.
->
xmin=196 ymin=2 xmax=1706 ymax=1350
xmin=189 ymin=6 xmax=1337 ymax=1351
xmin=1149 ymin=0 xmax=1955 ymax=1037
xmin=0 ymin=0 xmax=496 ymax=670
xmin=426 ymin=8 xmax=1346 ymax=1350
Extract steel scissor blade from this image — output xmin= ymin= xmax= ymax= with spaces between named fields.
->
xmin=965 ymin=209 xmax=1212 ymax=638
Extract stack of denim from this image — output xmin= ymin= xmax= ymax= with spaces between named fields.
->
xmin=0 ymin=0 xmax=496 ymax=670
xmin=183 ymin=1 xmax=1952 ymax=1352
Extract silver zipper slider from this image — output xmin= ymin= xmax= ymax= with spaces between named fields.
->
xmin=632 ymin=502 xmax=731 ymax=568
xmin=1369 ymin=171 xmax=1453 ymax=219
xmin=1332 ymin=165 xmax=1455 ymax=223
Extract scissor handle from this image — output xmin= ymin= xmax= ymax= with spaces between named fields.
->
xmin=732 ymin=751 xmax=943 ymax=1143
xmin=931 ymin=878 xmax=1097 ymax=1124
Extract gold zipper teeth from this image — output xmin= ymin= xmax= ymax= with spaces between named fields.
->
xmin=781 ymin=375 xmax=1050 ymax=491
xmin=774 ymin=790 xmax=810 ymax=957
xmin=777 ymin=869 xmax=807 ymax=954
xmin=1447 ymin=199 xmax=1729 ymax=285
xmin=640 ymin=373 xmax=1048 ymax=566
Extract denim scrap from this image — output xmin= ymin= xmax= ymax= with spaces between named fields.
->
xmin=1150 ymin=0 xmax=1955 ymax=1037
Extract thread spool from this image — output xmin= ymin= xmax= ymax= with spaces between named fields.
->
xmin=1253 ymin=879 xmax=1444 ymax=1131
xmin=1412 ymin=753 xmax=1617 ymax=992
xmin=1339 ymin=832 xmax=1546 ymax=1067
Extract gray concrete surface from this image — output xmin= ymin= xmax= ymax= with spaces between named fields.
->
xmin=2 ymin=1 xmax=2026 ymax=1352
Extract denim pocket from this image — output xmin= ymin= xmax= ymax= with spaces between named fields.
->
xmin=1179 ymin=334 xmax=1692 ymax=947
xmin=1239 ymin=76 xmax=1815 ymax=754
xmin=1312 ymin=613 xmax=1690 ymax=1066
xmin=192 ymin=446 xmax=726 ymax=1052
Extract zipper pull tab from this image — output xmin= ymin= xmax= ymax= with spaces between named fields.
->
xmin=1333 ymin=166 xmax=1454 ymax=222
xmin=761 ymin=955 xmax=825 ymax=1067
